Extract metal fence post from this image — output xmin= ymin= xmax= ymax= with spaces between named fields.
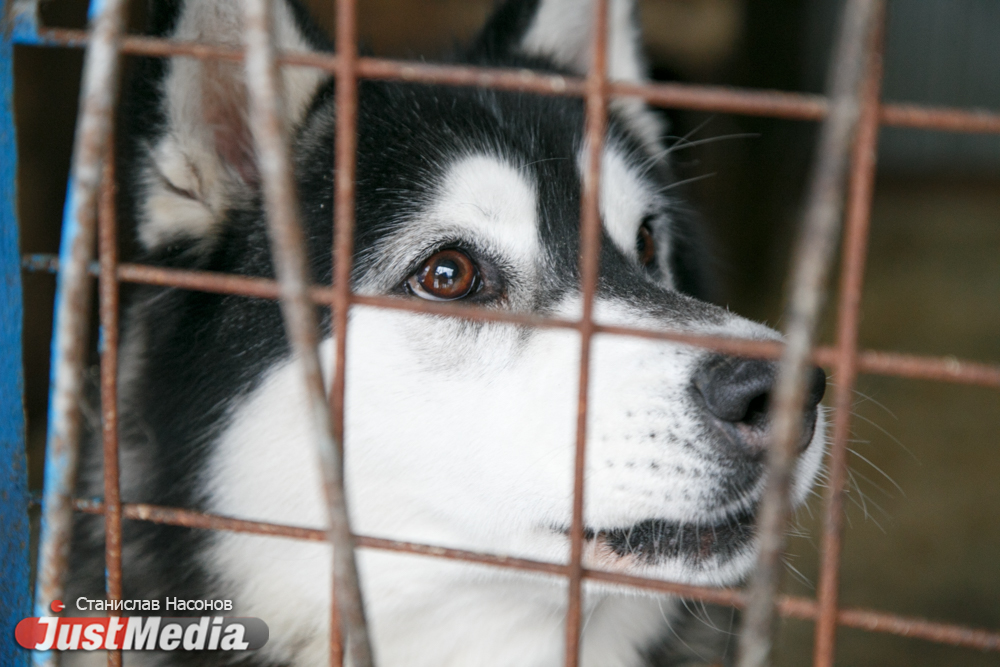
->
xmin=31 ymin=2 xmax=126 ymax=666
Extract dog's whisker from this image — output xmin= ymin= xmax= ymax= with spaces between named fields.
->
xmin=846 ymin=470 xmax=892 ymax=518
xmin=782 ymin=558 xmax=815 ymax=590
xmin=665 ymin=601 xmax=715 ymax=663
xmin=664 ymin=115 xmax=717 ymax=149
xmin=844 ymin=465 xmax=899 ymax=500
xmin=689 ymin=600 xmax=730 ymax=636
xmin=515 ymin=156 xmax=569 ymax=171
xmin=654 ymin=172 xmax=718 ymax=196
xmin=849 ymin=411 xmax=919 ymax=461
xmin=846 ymin=469 xmax=871 ymax=520
xmin=846 ymin=448 xmax=906 ymax=495
xmin=849 ymin=387 xmax=899 ymax=421
xmin=801 ymin=492 xmax=822 ymax=512
xmin=655 ymin=132 xmax=760 ymax=159
xmin=841 ymin=478 xmax=888 ymax=533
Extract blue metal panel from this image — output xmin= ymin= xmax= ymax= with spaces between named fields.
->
xmin=9 ymin=0 xmax=39 ymax=45
xmin=0 ymin=17 xmax=32 ymax=667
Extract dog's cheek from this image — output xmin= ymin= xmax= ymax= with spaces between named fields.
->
xmin=337 ymin=309 xmax=583 ymax=550
xmin=583 ymin=333 xmax=717 ymax=522
xmin=792 ymin=405 xmax=829 ymax=505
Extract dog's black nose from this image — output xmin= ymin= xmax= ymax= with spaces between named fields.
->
xmin=693 ymin=356 xmax=826 ymax=454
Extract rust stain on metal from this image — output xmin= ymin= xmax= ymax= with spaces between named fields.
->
xmin=326 ymin=0 xmax=362 ymax=663
xmin=564 ymin=2 xmax=609 ymax=665
xmin=31 ymin=4 xmax=127 ymax=666
xmin=25 ymin=257 xmax=1000 ymax=388
xmin=813 ymin=13 xmax=886 ymax=667
xmin=879 ymin=102 xmax=1000 ymax=134
xmin=240 ymin=0 xmax=374 ymax=665
xmin=70 ymin=499 xmax=1000 ymax=653
xmin=32 ymin=28 xmax=1000 ymax=134
xmin=612 ymin=79 xmax=828 ymax=120
xmin=98 ymin=147 xmax=122 ymax=667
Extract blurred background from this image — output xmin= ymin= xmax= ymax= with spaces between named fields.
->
xmin=15 ymin=1 xmax=999 ymax=665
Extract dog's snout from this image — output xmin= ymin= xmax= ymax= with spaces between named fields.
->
xmin=694 ymin=358 xmax=775 ymax=425
xmin=805 ymin=365 xmax=828 ymax=412
xmin=694 ymin=356 xmax=827 ymax=454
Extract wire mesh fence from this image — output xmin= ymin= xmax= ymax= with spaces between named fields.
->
xmin=5 ymin=0 xmax=1000 ymax=666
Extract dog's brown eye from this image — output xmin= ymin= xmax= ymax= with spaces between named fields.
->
xmin=637 ymin=223 xmax=656 ymax=267
xmin=408 ymin=249 xmax=479 ymax=301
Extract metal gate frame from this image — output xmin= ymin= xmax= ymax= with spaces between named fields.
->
xmin=3 ymin=0 xmax=1000 ymax=666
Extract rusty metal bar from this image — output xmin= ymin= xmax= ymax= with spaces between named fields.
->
xmin=813 ymin=14 xmax=887 ymax=667
xmin=22 ymin=255 xmax=1000 ymax=390
xmin=832 ymin=607 xmax=1000 ymax=652
xmin=240 ymin=1 xmax=374 ymax=665
xmin=327 ymin=0 xmax=361 ymax=663
xmin=357 ymin=56 xmax=583 ymax=97
xmin=31 ymin=2 xmax=127 ymax=665
xmin=879 ymin=102 xmax=1000 ymax=134
xmin=850 ymin=349 xmax=1000 ymax=386
xmin=69 ymin=498 xmax=1000 ymax=653
xmin=97 ymin=147 xmax=122 ymax=667
xmin=564 ymin=2 xmax=609 ymax=665
xmin=21 ymin=257 xmax=1000 ymax=388
xmin=71 ymin=499 xmax=570 ymax=576
xmin=736 ymin=2 xmax=884 ymax=666
xmin=613 ymin=79 xmax=826 ymax=121
xmin=20 ymin=28 xmax=1000 ymax=135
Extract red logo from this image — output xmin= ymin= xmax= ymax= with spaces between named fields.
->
xmin=13 ymin=616 xmax=268 ymax=651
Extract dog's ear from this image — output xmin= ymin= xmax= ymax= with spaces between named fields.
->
xmin=472 ymin=0 xmax=663 ymax=150
xmin=134 ymin=0 xmax=329 ymax=253
xmin=474 ymin=0 xmax=644 ymax=81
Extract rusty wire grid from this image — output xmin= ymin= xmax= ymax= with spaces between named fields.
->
xmin=241 ymin=0 xmax=374 ymax=664
xmin=15 ymin=0 xmax=1000 ymax=666
xmin=97 ymin=139 xmax=122 ymax=667
xmin=736 ymin=2 xmax=884 ymax=664
xmin=28 ymin=4 xmax=127 ymax=667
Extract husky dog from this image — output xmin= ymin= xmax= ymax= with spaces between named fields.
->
xmin=70 ymin=0 xmax=827 ymax=665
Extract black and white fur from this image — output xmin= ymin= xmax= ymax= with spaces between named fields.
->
xmin=69 ymin=1 xmax=827 ymax=665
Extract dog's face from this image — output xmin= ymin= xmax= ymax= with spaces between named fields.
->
xmin=123 ymin=0 xmax=826 ymax=632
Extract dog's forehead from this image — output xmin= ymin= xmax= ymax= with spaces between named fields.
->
xmin=311 ymin=82 xmax=686 ymax=296
xmin=420 ymin=148 xmax=654 ymax=259
xmin=598 ymin=147 xmax=657 ymax=257
xmin=427 ymin=155 xmax=540 ymax=263
xmin=348 ymin=83 xmax=660 ymax=232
